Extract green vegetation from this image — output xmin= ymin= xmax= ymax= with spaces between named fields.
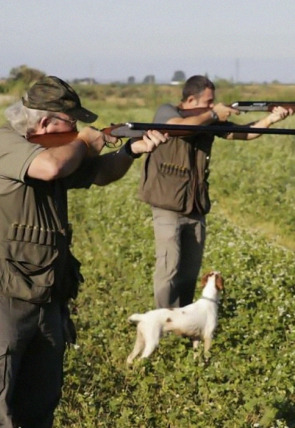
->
xmin=211 ymin=115 xmax=295 ymax=250
xmin=0 ymin=81 xmax=294 ymax=426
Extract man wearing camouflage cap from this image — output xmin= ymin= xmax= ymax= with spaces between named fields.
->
xmin=0 ymin=75 xmax=168 ymax=428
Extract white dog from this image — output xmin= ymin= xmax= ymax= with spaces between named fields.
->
xmin=127 ymin=271 xmax=224 ymax=364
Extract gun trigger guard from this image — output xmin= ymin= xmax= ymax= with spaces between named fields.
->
xmin=116 ymin=138 xmax=123 ymax=148
xmin=105 ymin=138 xmax=123 ymax=149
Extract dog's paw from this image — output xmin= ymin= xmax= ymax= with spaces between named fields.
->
xmin=204 ymin=357 xmax=210 ymax=366
xmin=203 ymin=351 xmax=211 ymax=366
xmin=126 ymin=355 xmax=135 ymax=365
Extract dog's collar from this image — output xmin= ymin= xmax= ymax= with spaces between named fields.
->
xmin=200 ymin=296 xmax=219 ymax=304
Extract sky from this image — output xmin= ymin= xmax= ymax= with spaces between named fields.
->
xmin=1 ymin=0 xmax=295 ymax=84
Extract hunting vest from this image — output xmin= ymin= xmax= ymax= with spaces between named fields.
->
xmin=139 ymin=133 xmax=214 ymax=216
xmin=0 ymin=125 xmax=84 ymax=303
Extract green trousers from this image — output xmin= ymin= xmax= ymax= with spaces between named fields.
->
xmin=0 ymin=296 xmax=65 ymax=428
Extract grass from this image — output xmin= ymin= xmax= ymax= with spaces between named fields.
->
xmin=1 ymin=82 xmax=295 ymax=427
xmin=210 ymin=113 xmax=295 ymax=250
xmin=54 ymin=161 xmax=295 ymax=427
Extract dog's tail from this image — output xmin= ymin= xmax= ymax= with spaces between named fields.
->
xmin=128 ymin=313 xmax=144 ymax=323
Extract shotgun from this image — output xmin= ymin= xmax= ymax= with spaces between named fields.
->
xmin=103 ymin=122 xmax=295 ymax=137
xmin=231 ymin=101 xmax=295 ymax=112
xmin=178 ymin=101 xmax=295 ymax=117
xmin=29 ymin=122 xmax=295 ymax=148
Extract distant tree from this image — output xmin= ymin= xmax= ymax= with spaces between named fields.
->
xmin=143 ymin=75 xmax=155 ymax=84
xmin=71 ymin=78 xmax=97 ymax=85
xmin=127 ymin=76 xmax=135 ymax=84
xmin=171 ymin=70 xmax=186 ymax=83
xmin=9 ymin=65 xmax=45 ymax=84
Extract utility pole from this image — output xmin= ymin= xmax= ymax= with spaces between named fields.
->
xmin=235 ymin=58 xmax=240 ymax=83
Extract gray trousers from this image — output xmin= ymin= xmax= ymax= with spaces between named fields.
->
xmin=152 ymin=207 xmax=206 ymax=308
xmin=0 ymin=296 xmax=65 ymax=428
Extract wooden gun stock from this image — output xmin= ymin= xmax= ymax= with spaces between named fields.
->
xmin=176 ymin=107 xmax=210 ymax=118
xmin=29 ymin=132 xmax=80 ymax=147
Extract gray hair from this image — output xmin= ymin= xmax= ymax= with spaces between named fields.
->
xmin=4 ymin=99 xmax=50 ymax=136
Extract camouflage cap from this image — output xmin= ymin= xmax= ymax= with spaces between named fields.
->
xmin=22 ymin=75 xmax=98 ymax=123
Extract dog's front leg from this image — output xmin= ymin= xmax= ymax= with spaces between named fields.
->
xmin=203 ymin=336 xmax=212 ymax=362
xmin=192 ymin=338 xmax=200 ymax=360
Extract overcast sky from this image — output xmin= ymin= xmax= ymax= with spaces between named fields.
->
xmin=1 ymin=0 xmax=295 ymax=84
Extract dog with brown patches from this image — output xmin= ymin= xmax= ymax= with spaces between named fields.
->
xmin=127 ymin=271 xmax=224 ymax=364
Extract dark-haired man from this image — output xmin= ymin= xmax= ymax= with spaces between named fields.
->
xmin=139 ymin=75 xmax=293 ymax=309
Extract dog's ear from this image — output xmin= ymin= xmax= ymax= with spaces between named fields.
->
xmin=215 ymin=274 xmax=225 ymax=291
xmin=201 ymin=272 xmax=210 ymax=288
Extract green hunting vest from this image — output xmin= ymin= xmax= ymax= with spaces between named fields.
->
xmin=139 ymin=134 xmax=214 ymax=216
xmin=0 ymin=125 xmax=82 ymax=303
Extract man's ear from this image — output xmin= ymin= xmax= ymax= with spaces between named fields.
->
xmin=186 ymin=95 xmax=198 ymax=107
xmin=39 ymin=116 xmax=49 ymax=130
xmin=31 ymin=116 xmax=49 ymax=135
xmin=181 ymin=95 xmax=198 ymax=109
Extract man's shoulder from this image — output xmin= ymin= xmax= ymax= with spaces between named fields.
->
xmin=154 ymin=103 xmax=179 ymax=123
xmin=0 ymin=123 xmax=17 ymax=136
xmin=0 ymin=124 xmax=27 ymax=146
xmin=0 ymin=123 xmax=12 ymax=132
xmin=156 ymin=103 xmax=178 ymax=113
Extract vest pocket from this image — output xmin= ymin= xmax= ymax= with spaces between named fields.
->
xmin=0 ymin=240 xmax=58 ymax=303
xmin=141 ymin=162 xmax=192 ymax=213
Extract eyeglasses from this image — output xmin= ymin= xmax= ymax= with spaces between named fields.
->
xmin=50 ymin=115 xmax=77 ymax=126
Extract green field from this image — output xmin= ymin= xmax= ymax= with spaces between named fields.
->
xmin=1 ymin=83 xmax=295 ymax=427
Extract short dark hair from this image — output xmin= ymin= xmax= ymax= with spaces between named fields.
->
xmin=181 ymin=75 xmax=215 ymax=101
